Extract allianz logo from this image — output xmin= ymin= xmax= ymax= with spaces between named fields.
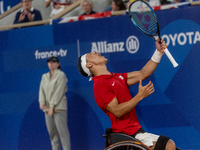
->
xmin=91 ymin=36 xmax=139 ymax=54
xmin=34 ymin=49 xmax=67 ymax=59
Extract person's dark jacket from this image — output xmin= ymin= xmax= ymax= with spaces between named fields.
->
xmin=80 ymin=10 xmax=96 ymax=16
xmin=13 ymin=8 xmax=42 ymax=24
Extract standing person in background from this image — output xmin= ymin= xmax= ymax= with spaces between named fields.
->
xmin=45 ymin=0 xmax=77 ymax=18
xmin=13 ymin=0 xmax=42 ymax=24
xmin=39 ymin=56 xmax=70 ymax=150
xmin=80 ymin=0 xmax=96 ymax=16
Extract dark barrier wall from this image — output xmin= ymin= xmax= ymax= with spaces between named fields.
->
xmin=0 ymin=5 xmax=200 ymax=150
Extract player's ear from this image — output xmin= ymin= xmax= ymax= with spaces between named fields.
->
xmin=86 ymin=62 xmax=93 ymax=69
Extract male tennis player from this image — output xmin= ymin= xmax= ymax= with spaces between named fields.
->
xmin=78 ymin=38 xmax=177 ymax=150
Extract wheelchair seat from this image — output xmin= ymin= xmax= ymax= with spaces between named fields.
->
xmin=103 ymin=130 xmax=151 ymax=150
xmin=103 ymin=128 xmax=142 ymax=147
xmin=111 ymin=132 xmax=141 ymax=144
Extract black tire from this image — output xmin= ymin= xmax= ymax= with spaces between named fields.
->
xmin=105 ymin=141 xmax=152 ymax=150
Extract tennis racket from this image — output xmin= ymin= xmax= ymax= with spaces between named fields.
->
xmin=128 ymin=0 xmax=178 ymax=68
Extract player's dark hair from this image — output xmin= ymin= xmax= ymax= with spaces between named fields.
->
xmin=78 ymin=56 xmax=88 ymax=77
xmin=113 ymin=0 xmax=127 ymax=10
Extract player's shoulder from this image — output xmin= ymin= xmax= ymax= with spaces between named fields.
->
xmin=93 ymin=76 xmax=109 ymax=88
xmin=114 ymin=72 xmax=127 ymax=80
xmin=93 ymin=78 xmax=106 ymax=86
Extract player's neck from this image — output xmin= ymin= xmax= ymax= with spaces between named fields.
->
xmin=93 ymin=66 xmax=111 ymax=76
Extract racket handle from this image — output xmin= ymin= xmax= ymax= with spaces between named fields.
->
xmin=164 ymin=48 xmax=178 ymax=68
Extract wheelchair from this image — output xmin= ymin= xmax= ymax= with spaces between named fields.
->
xmin=103 ymin=128 xmax=181 ymax=150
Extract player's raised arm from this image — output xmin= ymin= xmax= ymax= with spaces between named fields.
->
xmin=127 ymin=38 xmax=166 ymax=86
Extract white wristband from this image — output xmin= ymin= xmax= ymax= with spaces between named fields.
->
xmin=151 ymin=49 xmax=164 ymax=63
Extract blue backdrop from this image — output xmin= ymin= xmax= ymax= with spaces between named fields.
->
xmin=0 ymin=0 xmax=19 ymax=14
xmin=0 ymin=5 xmax=200 ymax=150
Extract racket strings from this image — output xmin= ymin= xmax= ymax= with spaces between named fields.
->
xmin=129 ymin=3 xmax=158 ymax=36
xmin=131 ymin=11 xmax=157 ymax=35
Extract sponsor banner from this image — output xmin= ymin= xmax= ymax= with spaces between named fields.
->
xmin=153 ymin=2 xmax=190 ymax=10
xmin=90 ymin=36 xmax=139 ymax=54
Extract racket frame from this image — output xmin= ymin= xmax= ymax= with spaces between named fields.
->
xmin=128 ymin=0 xmax=178 ymax=68
xmin=128 ymin=0 xmax=161 ymax=41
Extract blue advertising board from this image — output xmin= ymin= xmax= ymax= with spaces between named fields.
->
xmin=0 ymin=5 xmax=200 ymax=150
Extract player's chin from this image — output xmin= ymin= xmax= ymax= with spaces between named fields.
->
xmin=100 ymin=57 xmax=107 ymax=63
xmin=103 ymin=57 xmax=107 ymax=60
xmin=105 ymin=58 xmax=108 ymax=63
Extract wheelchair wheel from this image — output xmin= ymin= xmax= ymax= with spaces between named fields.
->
xmin=104 ymin=141 xmax=152 ymax=150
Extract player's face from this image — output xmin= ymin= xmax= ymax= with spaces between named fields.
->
xmin=48 ymin=61 xmax=60 ymax=71
xmin=86 ymin=52 xmax=107 ymax=65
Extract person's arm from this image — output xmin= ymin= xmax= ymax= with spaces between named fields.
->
xmin=39 ymin=75 xmax=46 ymax=110
xmin=13 ymin=12 xmax=22 ymax=24
xmin=48 ymin=73 xmax=67 ymax=116
xmin=106 ymin=80 xmax=154 ymax=118
xmin=127 ymin=38 xmax=167 ymax=86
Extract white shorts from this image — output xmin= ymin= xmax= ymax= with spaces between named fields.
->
xmin=135 ymin=132 xmax=159 ymax=147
